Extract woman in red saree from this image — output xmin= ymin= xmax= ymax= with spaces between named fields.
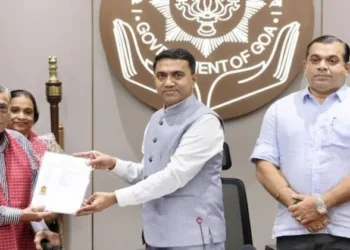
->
xmin=7 ymin=89 xmax=64 ymax=249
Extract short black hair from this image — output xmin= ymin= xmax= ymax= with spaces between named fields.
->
xmin=153 ymin=48 xmax=196 ymax=74
xmin=10 ymin=89 xmax=40 ymax=123
xmin=306 ymin=35 xmax=350 ymax=63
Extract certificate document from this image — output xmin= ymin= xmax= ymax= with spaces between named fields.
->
xmin=31 ymin=151 xmax=92 ymax=214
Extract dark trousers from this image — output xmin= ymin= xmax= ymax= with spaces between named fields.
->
xmin=146 ymin=242 xmax=225 ymax=250
xmin=277 ymin=234 xmax=350 ymax=250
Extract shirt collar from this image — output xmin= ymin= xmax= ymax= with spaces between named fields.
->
xmin=163 ymin=98 xmax=187 ymax=113
xmin=0 ymin=132 xmax=9 ymax=153
xmin=336 ymin=84 xmax=349 ymax=102
xmin=301 ymin=84 xmax=349 ymax=103
xmin=163 ymin=95 xmax=195 ymax=114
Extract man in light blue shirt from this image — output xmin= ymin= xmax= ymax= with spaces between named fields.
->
xmin=251 ymin=35 xmax=350 ymax=249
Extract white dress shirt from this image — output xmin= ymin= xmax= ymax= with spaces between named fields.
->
xmin=109 ymin=112 xmax=224 ymax=207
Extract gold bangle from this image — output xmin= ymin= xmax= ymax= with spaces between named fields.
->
xmin=275 ymin=186 xmax=289 ymax=200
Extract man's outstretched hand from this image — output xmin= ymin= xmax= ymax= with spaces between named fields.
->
xmin=73 ymin=150 xmax=116 ymax=170
xmin=76 ymin=192 xmax=117 ymax=216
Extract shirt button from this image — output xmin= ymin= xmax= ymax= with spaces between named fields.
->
xmin=159 ymin=120 xmax=163 ymax=125
xmin=153 ymin=138 xmax=157 ymax=143
xmin=149 ymin=156 xmax=153 ymax=162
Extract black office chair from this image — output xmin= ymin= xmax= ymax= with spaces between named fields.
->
xmin=265 ymin=244 xmax=276 ymax=250
xmin=222 ymin=144 xmax=275 ymax=250
xmin=221 ymin=178 xmax=253 ymax=250
xmin=222 ymin=142 xmax=232 ymax=170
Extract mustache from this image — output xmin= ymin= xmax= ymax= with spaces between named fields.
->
xmin=314 ymin=74 xmax=331 ymax=77
xmin=162 ymin=88 xmax=177 ymax=91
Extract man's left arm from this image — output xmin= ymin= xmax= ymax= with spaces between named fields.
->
xmin=115 ymin=114 xmax=224 ymax=207
xmin=322 ymin=175 xmax=350 ymax=209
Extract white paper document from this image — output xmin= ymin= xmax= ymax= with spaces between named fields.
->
xmin=31 ymin=151 xmax=92 ymax=214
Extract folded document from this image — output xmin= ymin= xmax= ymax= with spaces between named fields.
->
xmin=31 ymin=152 xmax=92 ymax=214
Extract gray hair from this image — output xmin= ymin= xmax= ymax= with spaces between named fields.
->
xmin=0 ymin=85 xmax=10 ymax=100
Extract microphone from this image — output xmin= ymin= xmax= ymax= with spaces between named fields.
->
xmin=239 ymin=244 xmax=257 ymax=250
xmin=196 ymin=217 xmax=206 ymax=250
xmin=40 ymin=239 xmax=55 ymax=250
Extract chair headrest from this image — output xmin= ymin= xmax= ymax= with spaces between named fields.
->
xmin=222 ymin=142 xmax=232 ymax=170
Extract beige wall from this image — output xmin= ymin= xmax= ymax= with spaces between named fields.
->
xmin=1 ymin=1 xmax=93 ymax=250
xmin=1 ymin=1 xmax=350 ymax=249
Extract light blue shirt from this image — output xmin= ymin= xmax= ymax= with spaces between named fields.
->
xmin=250 ymin=84 xmax=350 ymax=239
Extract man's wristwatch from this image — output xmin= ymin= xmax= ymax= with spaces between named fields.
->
xmin=315 ymin=195 xmax=328 ymax=215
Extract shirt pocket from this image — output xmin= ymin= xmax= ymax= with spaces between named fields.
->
xmin=324 ymin=116 xmax=350 ymax=149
